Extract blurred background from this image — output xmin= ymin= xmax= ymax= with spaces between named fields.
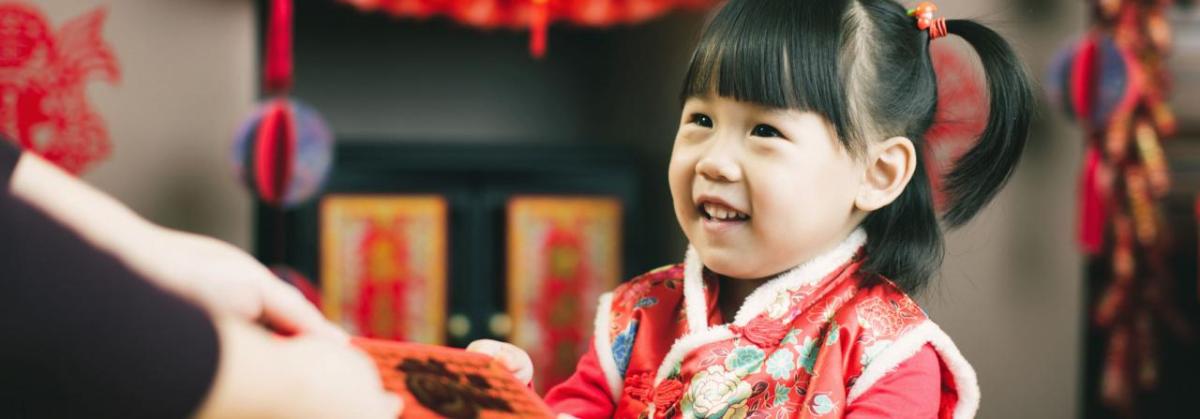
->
xmin=15 ymin=0 xmax=1200 ymax=417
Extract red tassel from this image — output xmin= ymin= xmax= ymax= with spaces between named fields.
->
xmin=254 ymin=100 xmax=296 ymax=207
xmin=265 ymin=0 xmax=293 ymax=93
xmin=530 ymin=0 xmax=549 ymax=58
xmin=1080 ymin=145 xmax=1108 ymax=254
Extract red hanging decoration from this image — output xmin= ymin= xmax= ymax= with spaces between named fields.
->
xmin=1049 ymin=0 xmax=1193 ymax=415
xmin=339 ymin=0 xmax=719 ymax=58
xmin=0 ymin=2 xmax=120 ymax=174
xmin=529 ymin=0 xmax=550 ymax=58
xmin=233 ymin=0 xmax=333 ymax=209
xmin=232 ymin=0 xmax=335 ymax=306
xmin=251 ymin=99 xmax=296 ymax=206
xmin=265 ymin=0 xmax=294 ymax=93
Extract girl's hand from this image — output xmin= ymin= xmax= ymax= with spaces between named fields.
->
xmin=467 ymin=339 xmax=534 ymax=386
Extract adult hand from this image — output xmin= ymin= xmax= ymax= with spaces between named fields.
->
xmin=130 ymin=226 xmax=346 ymax=342
xmin=197 ymin=316 xmax=401 ymax=419
xmin=9 ymin=152 xmax=345 ymax=342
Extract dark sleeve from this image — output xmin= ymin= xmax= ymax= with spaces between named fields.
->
xmin=0 ymin=190 xmax=220 ymax=418
xmin=0 ymin=140 xmax=19 ymax=189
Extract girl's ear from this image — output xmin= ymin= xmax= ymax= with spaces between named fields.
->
xmin=855 ymin=137 xmax=918 ymax=212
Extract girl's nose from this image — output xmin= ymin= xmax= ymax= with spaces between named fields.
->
xmin=695 ymin=137 xmax=743 ymax=183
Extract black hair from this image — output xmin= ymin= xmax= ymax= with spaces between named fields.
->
xmin=680 ymin=0 xmax=1033 ymax=293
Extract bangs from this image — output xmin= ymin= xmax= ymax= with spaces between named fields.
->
xmin=680 ymin=0 xmax=856 ymax=144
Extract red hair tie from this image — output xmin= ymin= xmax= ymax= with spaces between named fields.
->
xmin=908 ymin=2 xmax=948 ymax=39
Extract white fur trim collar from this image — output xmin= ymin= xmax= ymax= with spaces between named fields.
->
xmin=591 ymin=292 xmax=624 ymax=402
xmin=846 ymin=320 xmax=981 ymax=419
xmin=682 ymin=228 xmax=868 ymax=328
xmin=652 ymin=229 xmax=867 ymax=386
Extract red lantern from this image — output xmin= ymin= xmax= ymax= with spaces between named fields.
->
xmin=340 ymin=0 xmax=719 ymax=58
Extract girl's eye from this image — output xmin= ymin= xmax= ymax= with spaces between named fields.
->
xmin=751 ymin=124 xmax=784 ymax=138
xmin=689 ymin=113 xmax=714 ymax=128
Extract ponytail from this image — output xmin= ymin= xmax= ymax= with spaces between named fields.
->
xmin=939 ymin=19 xmax=1033 ymax=227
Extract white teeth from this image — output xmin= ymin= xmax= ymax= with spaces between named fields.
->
xmin=701 ymin=202 xmax=748 ymax=221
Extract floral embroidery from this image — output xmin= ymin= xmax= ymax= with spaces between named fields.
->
xmin=615 ymin=280 xmax=654 ymax=312
xmin=773 ymin=385 xmax=790 ymax=407
xmin=764 ymin=349 xmax=795 ymax=380
xmin=824 ymin=321 xmax=840 ymax=347
xmin=612 ymin=320 xmax=639 ymax=375
xmin=781 ymin=329 xmax=802 ymax=345
xmin=681 ymin=365 xmax=752 ymax=419
xmin=698 ymin=347 xmax=732 ymax=369
xmin=766 ymin=292 xmax=791 ymax=319
xmin=724 ymin=346 xmax=766 ymax=376
xmin=856 ymin=296 xmax=921 ymax=337
xmin=808 ymin=393 xmax=836 ymax=416
xmin=805 ymin=290 xmax=854 ymax=323
xmin=637 ymin=296 xmax=660 ymax=308
xmin=746 ymin=381 xmax=771 ymax=411
xmin=797 ymin=336 xmax=818 ymax=374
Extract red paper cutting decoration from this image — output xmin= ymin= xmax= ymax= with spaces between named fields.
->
xmin=533 ymin=225 xmax=589 ymax=391
xmin=355 ymin=217 xmax=415 ymax=340
xmin=0 ymin=2 xmax=120 ymax=174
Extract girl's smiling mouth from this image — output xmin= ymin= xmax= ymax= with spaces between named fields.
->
xmin=696 ymin=196 xmax=751 ymax=222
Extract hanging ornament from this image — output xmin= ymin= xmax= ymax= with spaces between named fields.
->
xmin=340 ymin=0 xmax=718 ymax=58
xmin=1049 ymin=0 xmax=1193 ymax=414
xmin=530 ymin=0 xmax=551 ymax=58
xmin=264 ymin=0 xmax=294 ymax=93
xmin=0 ymin=2 xmax=120 ymax=174
xmin=232 ymin=0 xmax=333 ymax=209
xmin=232 ymin=97 xmax=333 ymax=208
xmin=233 ymin=0 xmax=336 ymax=308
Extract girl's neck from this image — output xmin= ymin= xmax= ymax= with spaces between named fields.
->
xmin=707 ymin=228 xmax=867 ymax=322
xmin=715 ymin=272 xmax=770 ymax=321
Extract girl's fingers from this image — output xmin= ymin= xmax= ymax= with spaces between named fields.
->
xmin=466 ymin=339 xmax=533 ymax=385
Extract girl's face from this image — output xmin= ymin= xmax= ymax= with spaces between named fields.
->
xmin=670 ymin=95 xmax=867 ymax=280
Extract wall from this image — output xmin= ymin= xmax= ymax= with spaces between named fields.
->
xmin=37 ymin=0 xmax=257 ymax=248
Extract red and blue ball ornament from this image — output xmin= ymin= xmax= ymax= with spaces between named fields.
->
xmin=1046 ymin=33 xmax=1143 ymax=133
xmin=232 ymin=97 xmax=333 ymax=208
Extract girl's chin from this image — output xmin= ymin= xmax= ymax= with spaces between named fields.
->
xmin=696 ymin=249 xmax=762 ymax=279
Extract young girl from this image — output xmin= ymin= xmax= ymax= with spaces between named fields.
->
xmin=470 ymin=0 xmax=1031 ymax=417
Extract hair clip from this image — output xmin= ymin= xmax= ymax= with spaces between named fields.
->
xmin=907 ymin=2 xmax=947 ymax=39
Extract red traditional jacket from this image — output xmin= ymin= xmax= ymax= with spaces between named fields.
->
xmin=574 ymin=230 xmax=978 ymax=418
